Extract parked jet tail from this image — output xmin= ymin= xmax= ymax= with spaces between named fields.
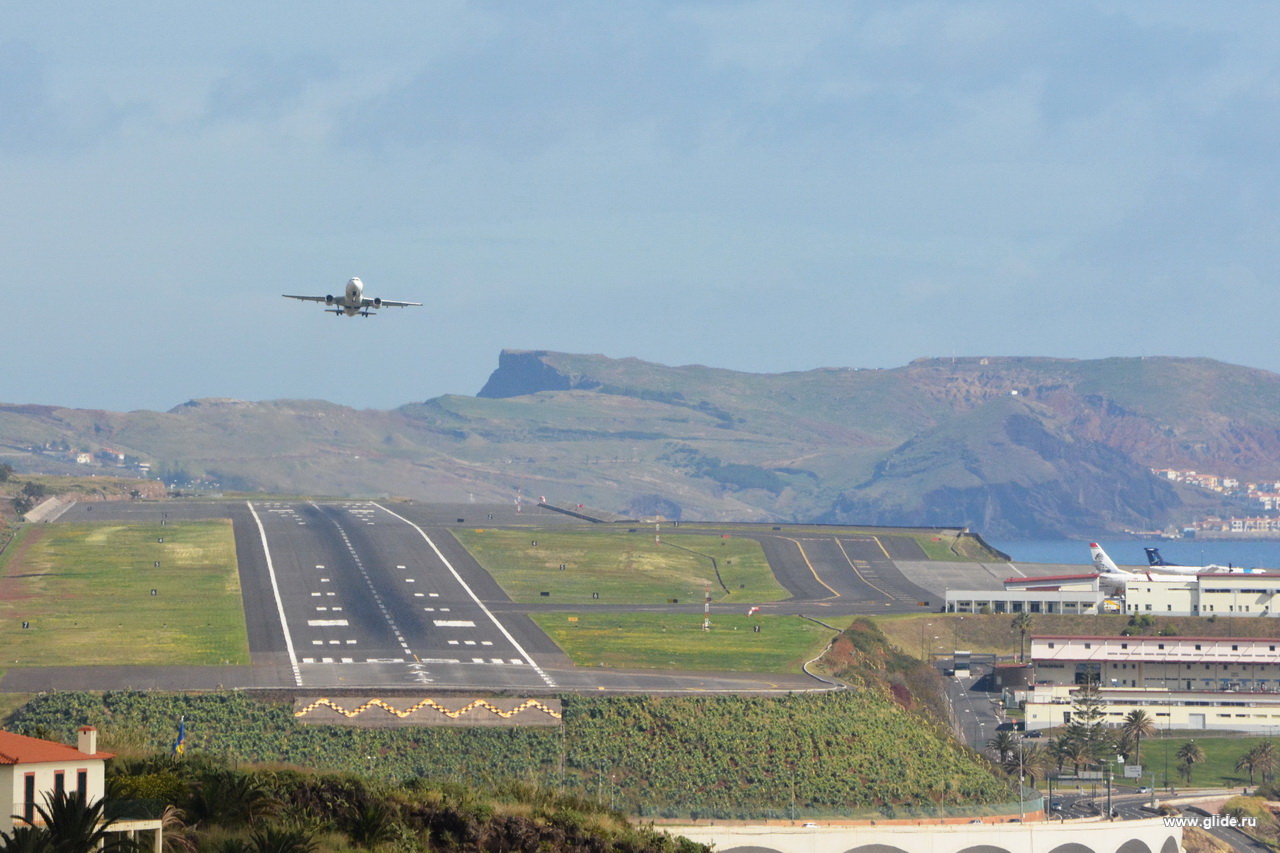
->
xmin=1089 ymin=542 xmax=1127 ymax=576
xmin=1145 ymin=547 xmax=1180 ymax=567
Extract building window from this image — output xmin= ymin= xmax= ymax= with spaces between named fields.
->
xmin=1146 ymin=604 xmax=1153 ymax=611
xmin=54 ymin=771 xmax=65 ymax=796
xmin=1195 ymin=644 xmax=1201 ymax=650
xmin=77 ymin=769 xmax=87 ymax=798
xmin=1122 ymin=643 xmax=1128 ymax=649
xmin=24 ymin=773 xmax=35 ymax=823
xmin=1233 ymin=645 xmax=1239 ymax=651
xmin=1048 ymin=643 xmax=1055 ymax=649
xmin=1159 ymin=644 xmax=1165 ymax=650
xmin=1085 ymin=643 xmax=1092 ymax=649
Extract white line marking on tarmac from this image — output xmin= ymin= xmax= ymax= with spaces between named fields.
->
xmin=434 ymin=620 xmax=475 ymax=627
xmin=373 ymin=502 xmax=557 ymax=688
xmin=308 ymin=619 xmax=349 ymax=627
xmin=247 ymin=501 xmax=302 ymax=687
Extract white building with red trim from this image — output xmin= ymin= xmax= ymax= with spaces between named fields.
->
xmin=0 ymin=726 xmax=162 ymax=851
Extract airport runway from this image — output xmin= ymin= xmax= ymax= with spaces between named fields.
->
xmin=13 ymin=501 xmax=829 ymax=694
xmin=15 ymin=501 xmax=1069 ymax=694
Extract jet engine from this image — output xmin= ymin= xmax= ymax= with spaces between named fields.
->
xmin=373 ymin=297 xmax=382 ymax=308
xmin=324 ymin=294 xmax=335 ymax=304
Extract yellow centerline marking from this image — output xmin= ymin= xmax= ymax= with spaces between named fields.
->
xmin=835 ymin=538 xmax=894 ymax=600
xmin=780 ymin=536 xmax=840 ymax=599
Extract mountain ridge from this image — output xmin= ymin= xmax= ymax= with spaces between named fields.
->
xmin=0 ymin=350 xmax=1269 ymax=537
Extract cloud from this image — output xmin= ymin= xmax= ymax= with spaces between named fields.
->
xmin=0 ymin=40 xmax=127 ymax=155
xmin=205 ymin=53 xmax=336 ymax=122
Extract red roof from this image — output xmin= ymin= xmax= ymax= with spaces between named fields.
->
xmin=1004 ymin=573 xmax=1100 ymax=585
xmin=1032 ymin=634 xmax=1279 ymax=644
xmin=0 ymin=731 xmax=113 ymax=765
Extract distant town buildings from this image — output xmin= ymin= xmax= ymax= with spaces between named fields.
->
xmin=1151 ymin=467 xmax=1280 ymax=535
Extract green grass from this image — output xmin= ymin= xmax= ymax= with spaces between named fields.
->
xmin=530 ymin=611 xmax=855 ymax=673
xmin=452 ymin=528 xmax=789 ymax=604
xmin=0 ymin=521 xmax=250 ymax=666
xmin=1142 ymin=735 xmax=1280 ymax=789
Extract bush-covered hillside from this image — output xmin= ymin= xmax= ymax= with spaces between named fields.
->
xmin=9 ymin=689 xmax=1010 ymax=819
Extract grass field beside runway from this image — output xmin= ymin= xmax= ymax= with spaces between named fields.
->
xmin=452 ymin=528 xmax=789 ymax=604
xmin=0 ymin=521 xmax=250 ymax=666
xmin=530 ymin=611 xmax=855 ymax=672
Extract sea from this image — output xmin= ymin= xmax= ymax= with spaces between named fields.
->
xmin=985 ymin=537 xmax=1280 ymax=570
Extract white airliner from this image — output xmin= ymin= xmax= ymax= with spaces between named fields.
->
xmin=1090 ymin=542 xmax=1254 ymax=578
xmin=283 ymin=277 xmax=422 ymax=317
xmin=1089 ymin=543 xmax=1145 ymax=582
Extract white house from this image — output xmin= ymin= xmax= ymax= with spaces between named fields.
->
xmin=0 ymin=726 xmax=111 ymax=830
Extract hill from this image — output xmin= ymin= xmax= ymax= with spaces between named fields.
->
xmin=0 ymin=351 xmax=1272 ymax=536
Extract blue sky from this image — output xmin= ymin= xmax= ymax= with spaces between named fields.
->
xmin=4 ymin=3 xmax=1279 ymax=411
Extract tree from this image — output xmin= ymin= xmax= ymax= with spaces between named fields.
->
xmin=1011 ymin=612 xmax=1034 ymax=663
xmin=0 ymin=463 xmax=12 ymax=483
xmin=20 ymin=791 xmax=139 ymax=853
xmin=987 ymin=730 xmax=1018 ymax=763
xmin=1240 ymin=743 xmax=1277 ymax=786
xmin=1176 ymin=740 xmax=1206 ymax=784
xmin=1237 ymin=749 xmax=1262 ymax=785
xmin=21 ymin=481 xmax=46 ymax=500
xmin=1001 ymin=743 xmax=1048 ymax=787
xmin=1121 ymin=709 xmax=1158 ymax=770
xmin=1063 ymin=682 xmax=1112 ymax=768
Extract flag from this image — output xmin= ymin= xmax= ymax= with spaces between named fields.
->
xmin=173 ymin=717 xmax=186 ymax=756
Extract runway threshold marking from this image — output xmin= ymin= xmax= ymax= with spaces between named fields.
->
xmin=835 ymin=538 xmax=895 ymax=601
xmin=372 ymin=502 xmax=558 ymax=688
xmin=246 ymin=501 xmax=303 ymax=686
xmin=779 ymin=537 xmax=840 ymax=599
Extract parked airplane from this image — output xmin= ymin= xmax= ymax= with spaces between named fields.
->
xmin=1146 ymin=546 xmax=1261 ymax=574
xmin=1089 ymin=543 xmax=1144 ymax=580
xmin=1089 ymin=542 xmax=1255 ymax=578
xmin=283 ymin=277 xmax=422 ymax=317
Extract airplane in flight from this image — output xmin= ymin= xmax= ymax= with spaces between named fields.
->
xmin=283 ymin=277 xmax=422 ymax=317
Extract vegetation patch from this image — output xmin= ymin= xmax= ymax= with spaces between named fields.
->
xmin=451 ymin=528 xmax=788 ymax=604
xmin=0 ymin=520 xmax=249 ymax=666
xmin=531 ymin=612 xmax=849 ymax=673
xmin=9 ymin=689 xmax=1012 ymax=819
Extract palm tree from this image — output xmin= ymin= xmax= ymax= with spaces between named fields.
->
xmin=1253 ymin=740 xmax=1277 ymax=784
xmin=1011 ymin=612 xmax=1034 ymax=663
xmin=248 ymin=825 xmax=318 ymax=853
xmin=1237 ymin=748 xmax=1262 ymax=785
xmin=0 ymin=825 xmax=53 ymax=853
xmin=21 ymin=791 xmax=139 ymax=853
xmin=1121 ymin=710 xmax=1158 ymax=770
xmin=987 ymin=730 xmax=1018 ymax=763
xmin=189 ymin=771 xmax=277 ymax=827
xmin=1176 ymin=740 xmax=1206 ymax=784
xmin=1001 ymin=743 xmax=1048 ymax=787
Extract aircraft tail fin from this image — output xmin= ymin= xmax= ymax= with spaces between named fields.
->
xmin=1144 ymin=547 xmax=1178 ymax=567
xmin=1090 ymin=542 xmax=1127 ymax=576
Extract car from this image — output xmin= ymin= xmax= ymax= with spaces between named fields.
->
xmin=801 ymin=823 xmax=819 ymax=828
xmin=1024 ymin=730 xmax=1043 ymax=738
xmin=969 ymin=819 xmax=984 ymax=824
xmin=1136 ymin=786 xmax=1152 ymax=794
xmin=1050 ymin=801 xmax=1064 ymax=812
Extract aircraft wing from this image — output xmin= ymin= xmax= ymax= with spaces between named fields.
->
xmin=282 ymin=294 xmax=330 ymax=303
xmin=360 ymin=297 xmax=423 ymax=308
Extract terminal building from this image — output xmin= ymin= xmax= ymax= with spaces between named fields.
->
xmin=1024 ymin=635 xmax=1280 ymax=733
xmin=946 ymin=568 xmax=1280 ymax=618
xmin=945 ymin=574 xmax=1114 ymax=615
xmin=1125 ymin=571 xmax=1280 ymax=616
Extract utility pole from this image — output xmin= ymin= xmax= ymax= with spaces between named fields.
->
xmin=703 ymin=582 xmax=711 ymax=632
